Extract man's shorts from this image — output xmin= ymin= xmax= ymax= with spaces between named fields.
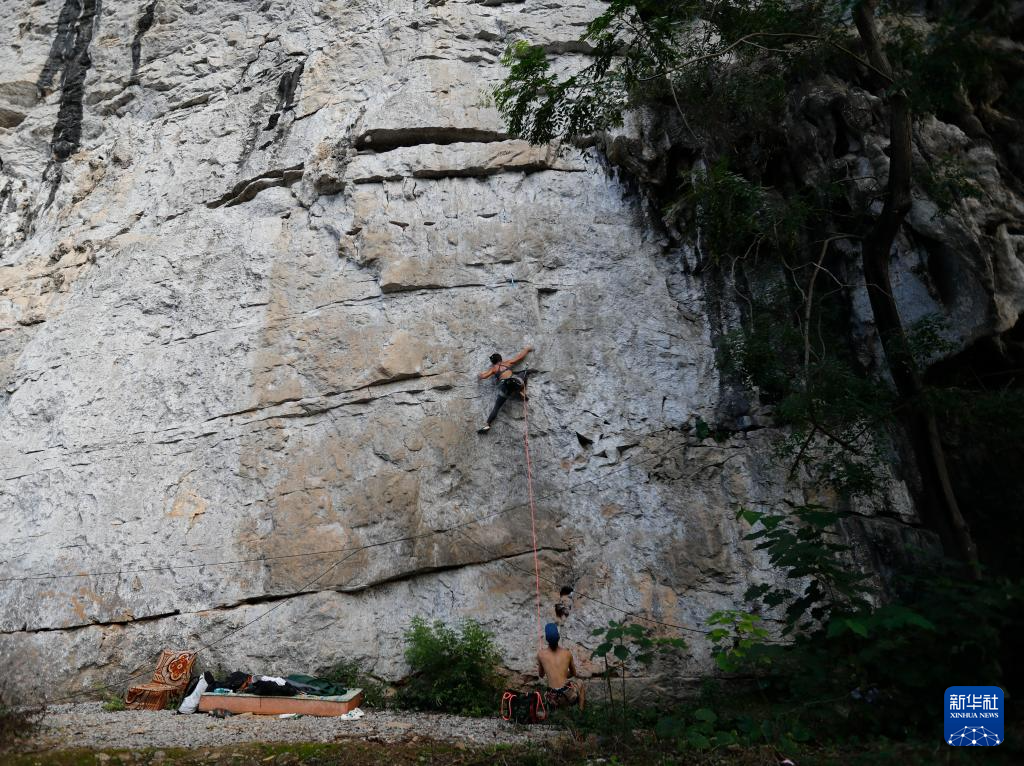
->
xmin=545 ymin=681 xmax=580 ymax=707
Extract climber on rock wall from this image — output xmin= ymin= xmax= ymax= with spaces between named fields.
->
xmin=477 ymin=345 xmax=533 ymax=433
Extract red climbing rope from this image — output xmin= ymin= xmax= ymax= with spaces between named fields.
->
xmin=522 ymin=396 xmax=544 ymax=652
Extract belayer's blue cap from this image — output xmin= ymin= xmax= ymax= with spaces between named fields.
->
xmin=545 ymin=623 xmax=559 ymax=645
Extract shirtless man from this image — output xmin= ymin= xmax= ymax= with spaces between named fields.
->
xmin=477 ymin=345 xmax=532 ymax=433
xmin=537 ymin=623 xmax=583 ymax=708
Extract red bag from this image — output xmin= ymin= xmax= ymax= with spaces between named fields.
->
xmin=500 ymin=690 xmax=547 ymax=724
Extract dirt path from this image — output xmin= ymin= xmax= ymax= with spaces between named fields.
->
xmin=19 ymin=703 xmax=562 ymax=752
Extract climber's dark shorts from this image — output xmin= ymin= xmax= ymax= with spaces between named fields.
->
xmin=486 ymin=371 xmax=530 ymax=424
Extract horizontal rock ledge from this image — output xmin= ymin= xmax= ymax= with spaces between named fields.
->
xmin=348 ymin=140 xmax=584 ymax=184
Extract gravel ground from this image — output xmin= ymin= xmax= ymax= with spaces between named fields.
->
xmin=20 ymin=703 xmax=562 ymax=752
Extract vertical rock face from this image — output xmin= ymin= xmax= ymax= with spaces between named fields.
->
xmin=0 ymin=1 xmax=920 ymax=698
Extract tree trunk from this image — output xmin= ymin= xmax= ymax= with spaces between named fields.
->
xmin=853 ymin=1 xmax=979 ymax=572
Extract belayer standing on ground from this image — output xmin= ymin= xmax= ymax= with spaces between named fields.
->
xmin=477 ymin=344 xmax=533 ymax=433
xmin=537 ymin=623 xmax=583 ymax=708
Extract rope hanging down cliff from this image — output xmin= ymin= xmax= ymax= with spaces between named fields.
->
xmin=522 ymin=395 xmax=544 ymax=651
xmin=477 ymin=341 xmax=545 ymax=649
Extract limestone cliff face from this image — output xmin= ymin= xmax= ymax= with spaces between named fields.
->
xmin=0 ymin=1 xmax=933 ymax=699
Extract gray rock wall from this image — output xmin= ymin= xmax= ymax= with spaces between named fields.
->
xmin=0 ymin=0 xmax=927 ymax=700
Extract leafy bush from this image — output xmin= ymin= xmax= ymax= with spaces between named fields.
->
xmin=398 ymin=617 xmax=504 ymax=717
xmin=739 ymin=570 xmax=1023 ymax=740
xmin=737 ymin=504 xmax=872 ymax=634
xmin=706 ymin=610 xmax=771 ymax=673
xmin=708 ymin=503 xmax=1024 ymax=742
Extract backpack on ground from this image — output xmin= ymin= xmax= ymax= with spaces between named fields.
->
xmin=500 ymin=689 xmax=547 ymax=724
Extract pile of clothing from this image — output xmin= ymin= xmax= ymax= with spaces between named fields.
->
xmin=177 ymin=670 xmax=348 ymax=713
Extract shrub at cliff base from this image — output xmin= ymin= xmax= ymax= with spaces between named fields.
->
xmin=398 ymin=617 xmax=504 ymax=717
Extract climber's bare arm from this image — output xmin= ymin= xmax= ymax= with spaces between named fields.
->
xmin=507 ymin=346 xmax=533 ymax=366
xmin=479 ymin=347 xmax=531 ymax=379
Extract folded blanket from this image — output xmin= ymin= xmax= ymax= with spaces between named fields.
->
xmin=285 ymin=674 xmax=348 ymax=697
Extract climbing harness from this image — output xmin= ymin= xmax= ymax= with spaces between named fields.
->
xmin=544 ymin=680 xmax=585 ymax=711
xmin=494 ymin=362 xmax=526 ymax=391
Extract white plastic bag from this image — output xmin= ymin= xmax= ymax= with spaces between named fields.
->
xmin=177 ymin=673 xmax=209 ymax=714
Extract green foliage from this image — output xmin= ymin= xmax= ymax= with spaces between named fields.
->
xmin=319 ymin=659 xmax=388 ymax=709
xmin=709 ymin=501 xmax=1024 ymax=740
xmin=495 ymin=1 xmax=1013 ymax=517
xmin=652 ymin=695 xmax=822 ymax=754
xmin=720 ymin=291 xmax=894 ymax=498
xmin=559 ymin=697 xmax=661 ymax=741
xmin=495 ymin=2 xmax=1024 ymax=753
xmin=589 ymin=621 xmax=686 ymax=739
xmin=737 ymin=504 xmax=872 ymax=635
xmin=884 ymin=15 xmax=1004 ymax=117
xmin=492 ymin=1 xmax=834 ymax=146
xmin=491 ymin=0 xmax=700 ymax=145
xmin=764 ymin=570 xmax=1023 ymax=737
xmin=916 ymin=156 xmax=982 ymax=217
xmin=649 ymin=678 xmax=826 ymax=754
xmin=674 ymin=159 xmax=820 ymax=270
xmin=492 ymin=40 xmax=629 ymax=146
xmin=655 ymin=705 xmax=731 ymax=752
xmin=100 ymin=691 xmax=126 ymax=712
xmin=905 ymin=314 xmax=957 ymax=367
xmin=718 ymin=293 xmax=803 ymax=401
xmin=694 ymin=163 xmax=767 ymax=258
xmin=670 ymin=57 xmax=792 ymax=149
xmin=691 ymin=163 xmax=772 ymax=262
xmin=712 ymin=0 xmax=847 ymax=41
xmin=591 ymin=620 xmax=687 ymax=668
xmin=706 ymin=610 xmax=771 ymax=672
xmin=398 ymin=617 xmax=503 ymax=717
